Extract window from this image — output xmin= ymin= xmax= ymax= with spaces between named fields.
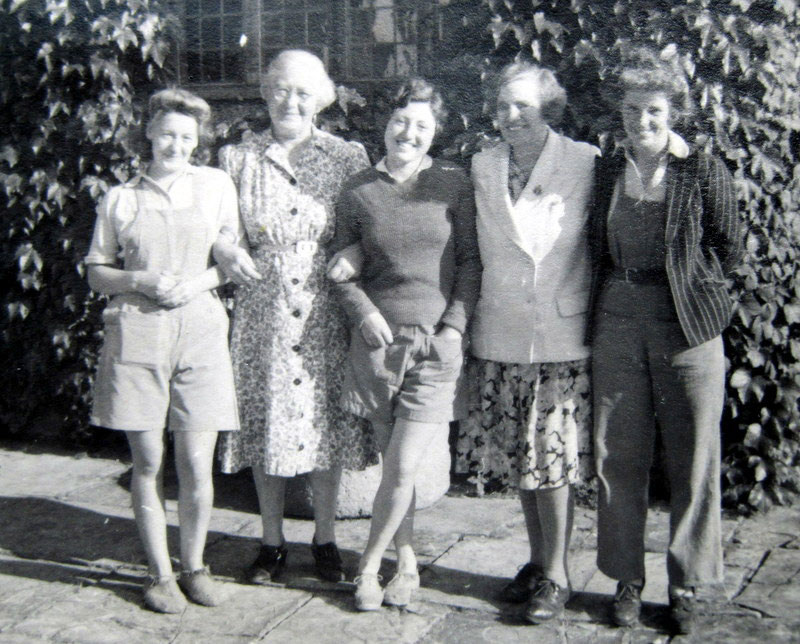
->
xmin=178 ymin=0 xmax=454 ymax=91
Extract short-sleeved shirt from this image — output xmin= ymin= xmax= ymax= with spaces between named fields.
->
xmin=85 ymin=165 xmax=241 ymax=274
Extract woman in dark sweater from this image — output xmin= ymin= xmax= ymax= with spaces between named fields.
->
xmin=588 ymin=46 xmax=743 ymax=634
xmin=329 ymin=78 xmax=481 ymax=611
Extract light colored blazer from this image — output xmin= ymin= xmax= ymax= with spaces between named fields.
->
xmin=470 ymin=129 xmax=599 ymax=363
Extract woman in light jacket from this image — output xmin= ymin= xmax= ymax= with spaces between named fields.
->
xmin=457 ymin=61 xmax=597 ymax=624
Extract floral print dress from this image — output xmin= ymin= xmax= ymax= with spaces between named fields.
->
xmin=217 ymin=128 xmax=377 ymax=477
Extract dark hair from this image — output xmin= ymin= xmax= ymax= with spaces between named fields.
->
xmin=494 ymin=61 xmax=567 ymax=126
xmin=146 ymin=88 xmax=213 ymax=165
xmin=613 ymin=45 xmax=693 ymax=124
xmin=385 ymin=78 xmax=447 ymax=131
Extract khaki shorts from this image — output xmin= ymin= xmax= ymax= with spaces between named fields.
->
xmin=91 ymin=294 xmax=240 ymax=432
xmin=340 ymin=323 xmax=466 ymax=433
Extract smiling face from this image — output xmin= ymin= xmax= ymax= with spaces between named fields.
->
xmin=496 ymin=78 xmax=548 ymax=147
xmin=621 ymin=89 xmax=672 ymax=159
xmin=383 ymin=101 xmax=437 ymax=169
xmin=265 ymin=61 xmax=320 ymax=141
xmin=146 ymin=111 xmax=199 ymax=175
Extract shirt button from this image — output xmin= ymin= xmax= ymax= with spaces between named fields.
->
xmin=289 ymin=178 xmax=297 ymax=186
xmin=293 ymin=378 xmax=302 ymax=385
xmin=291 ymin=278 xmax=299 ymax=285
xmin=292 ymin=345 xmax=301 ymax=352
xmin=298 ymin=443 xmax=304 ymax=451
xmin=292 ymin=309 xmax=301 ymax=318
xmin=290 ymin=207 xmax=298 ymax=215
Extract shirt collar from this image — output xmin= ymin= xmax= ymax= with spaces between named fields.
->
xmin=126 ymin=164 xmax=198 ymax=188
xmin=375 ymin=154 xmax=433 ymax=177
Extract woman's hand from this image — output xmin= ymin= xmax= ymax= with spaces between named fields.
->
xmin=435 ymin=324 xmax=463 ymax=341
xmin=360 ymin=312 xmax=394 ymax=348
xmin=327 ymin=244 xmax=363 ymax=283
xmin=213 ymin=240 xmax=262 ymax=285
xmin=157 ymin=277 xmax=201 ymax=309
xmin=134 ymin=271 xmax=180 ymax=301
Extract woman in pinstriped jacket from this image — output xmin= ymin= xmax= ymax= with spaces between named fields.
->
xmin=587 ymin=46 xmax=743 ymax=635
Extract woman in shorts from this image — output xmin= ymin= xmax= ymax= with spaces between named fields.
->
xmin=329 ymin=78 xmax=481 ymax=611
xmin=86 ymin=88 xmax=240 ymax=613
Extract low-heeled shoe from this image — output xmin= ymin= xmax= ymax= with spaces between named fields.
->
xmin=611 ymin=581 xmax=643 ymax=627
xmin=247 ymin=543 xmax=288 ymax=584
xmin=311 ymin=540 xmax=345 ymax=582
xmin=498 ymin=562 xmax=543 ymax=603
xmin=669 ymin=591 xmax=696 ymax=635
xmin=524 ymin=578 xmax=571 ymax=624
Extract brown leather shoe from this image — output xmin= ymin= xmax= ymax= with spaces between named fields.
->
xmin=524 ymin=578 xmax=571 ymax=623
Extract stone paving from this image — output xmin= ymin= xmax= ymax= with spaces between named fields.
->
xmin=0 ymin=444 xmax=798 ymax=643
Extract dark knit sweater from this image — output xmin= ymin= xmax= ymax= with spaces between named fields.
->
xmin=330 ymin=159 xmax=481 ymax=334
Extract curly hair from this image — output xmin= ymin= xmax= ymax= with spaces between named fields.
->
xmin=146 ymin=88 xmax=213 ymax=165
xmin=385 ymin=77 xmax=448 ymax=132
xmin=494 ymin=61 xmax=567 ymax=127
xmin=613 ymin=45 xmax=693 ymax=124
xmin=261 ymin=49 xmax=337 ymax=113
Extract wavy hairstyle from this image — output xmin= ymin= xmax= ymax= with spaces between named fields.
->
xmin=260 ymin=49 xmax=337 ymax=113
xmin=493 ymin=61 xmax=567 ymax=127
xmin=384 ymin=77 xmax=448 ymax=133
xmin=145 ymin=88 xmax=213 ymax=165
xmin=612 ymin=45 xmax=694 ymax=125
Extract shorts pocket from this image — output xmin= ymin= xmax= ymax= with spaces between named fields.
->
xmin=116 ymin=313 xmax=170 ymax=368
xmin=425 ymin=334 xmax=465 ymax=382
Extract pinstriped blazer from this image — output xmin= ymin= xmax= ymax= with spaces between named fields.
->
xmin=587 ymin=146 xmax=743 ymax=347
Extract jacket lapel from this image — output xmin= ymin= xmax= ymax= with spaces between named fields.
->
xmin=480 ymin=143 xmax=535 ymax=259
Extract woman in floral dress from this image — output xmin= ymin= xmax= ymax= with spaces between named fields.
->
xmin=213 ymin=50 xmax=375 ymax=584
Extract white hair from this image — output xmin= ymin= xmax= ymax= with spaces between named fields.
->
xmin=261 ymin=49 xmax=337 ymax=112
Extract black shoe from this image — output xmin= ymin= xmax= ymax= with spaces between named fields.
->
xmin=524 ymin=578 xmax=571 ymax=624
xmin=311 ymin=540 xmax=345 ymax=582
xmin=247 ymin=543 xmax=288 ymax=584
xmin=669 ymin=590 xmax=696 ymax=635
xmin=498 ymin=562 xmax=543 ymax=603
xmin=611 ymin=580 xmax=643 ymax=627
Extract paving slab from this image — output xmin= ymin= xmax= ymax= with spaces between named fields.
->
xmin=262 ymin=594 xmax=449 ymax=643
xmin=1 ymin=446 xmax=800 ymax=643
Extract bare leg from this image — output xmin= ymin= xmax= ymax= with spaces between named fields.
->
xmin=173 ymin=431 xmax=219 ymax=571
xmin=252 ymin=469 xmax=287 ymax=546
xmin=534 ymin=484 xmax=573 ymax=587
xmin=358 ymin=418 xmax=444 ymax=575
xmin=126 ymin=429 xmax=171 ymax=577
xmin=519 ymin=489 xmax=545 ymax=570
xmin=392 ymin=488 xmax=417 ymax=574
xmin=310 ymin=466 xmax=342 ymax=544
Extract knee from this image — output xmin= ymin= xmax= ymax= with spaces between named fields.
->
xmin=133 ymin=457 xmax=163 ymax=480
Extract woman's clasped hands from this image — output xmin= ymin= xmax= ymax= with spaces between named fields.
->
xmin=135 ymin=270 xmax=201 ymax=308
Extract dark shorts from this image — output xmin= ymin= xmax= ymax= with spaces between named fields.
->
xmin=340 ymin=323 xmax=467 ymax=430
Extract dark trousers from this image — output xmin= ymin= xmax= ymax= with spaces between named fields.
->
xmin=592 ymin=312 xmax=725 ymax=587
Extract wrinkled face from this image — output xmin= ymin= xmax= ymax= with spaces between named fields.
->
xmin=496 ymin=78 xmax=548 ymax=146
xmin=146 ymin=111 xmax=199 ymax=174
xmin=384 ymin=101 xmax=437 ymax=168
xmin=265 ymin=62 xmax=320 ymax=138
xmin=621 ymin=89 xmax=671 ymax=158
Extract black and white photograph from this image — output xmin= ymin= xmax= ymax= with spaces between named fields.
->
xmin=1 ymin=0 xmax=798 ymax=641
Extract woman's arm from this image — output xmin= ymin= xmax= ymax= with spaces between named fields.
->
xmin=701 ymin=154 xmax=743 ymax=274
xmin=439 ymin=171 xmax=482 ymax=336
xmin=157 ymin=266 xmax=227 ymax=308
xmin=87 ymin=264 xmax=178 ymax=300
